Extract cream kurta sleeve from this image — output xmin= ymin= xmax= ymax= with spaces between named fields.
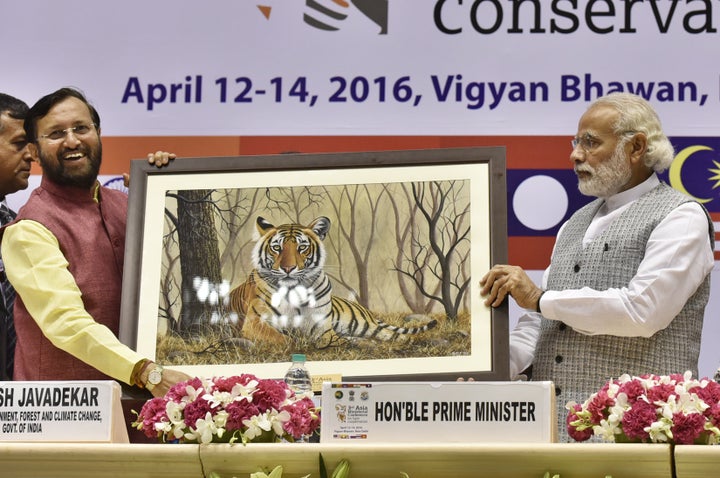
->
xmin=1 ymin=219 xmax=144 ymax=383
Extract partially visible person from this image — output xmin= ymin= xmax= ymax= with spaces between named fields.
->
xmin=480 ymin=93 xmax=714 ymax=441
xmin=0 ymin=93 xmax=34 ymax=381
xmin=0 ymin=87 xmax=188 ymax=396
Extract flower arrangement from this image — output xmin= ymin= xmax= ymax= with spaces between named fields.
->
xmin=566 ymin=371 xmax=720 ymax=444
xmin=131 ymin=374 xmax=320 ymax=444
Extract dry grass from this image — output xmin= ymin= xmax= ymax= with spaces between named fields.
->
xmin=156 ymin=312 xmax=471 ymax=366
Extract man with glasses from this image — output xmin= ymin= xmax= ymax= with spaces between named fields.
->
xmin=0 ymin=87 xmax=190 ymax=397
xmin=480 ymin=92 xmax=714 ymax=441
xmin=0 ymin=94 xmax=34 ymax=382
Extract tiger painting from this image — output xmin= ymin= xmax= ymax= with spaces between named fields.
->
xmin=228 ymin=216 xmax=437 ymax=347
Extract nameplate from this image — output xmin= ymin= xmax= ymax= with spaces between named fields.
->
xmin=311 ymin=374 xmax=342 ymax=393
xmin=320 ymin=381 xmax=556 ymax=443
xmin=0 ymin=380 xmax=128 ymax=443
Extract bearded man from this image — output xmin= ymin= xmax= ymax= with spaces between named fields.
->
xmin=480 ymin=92 xmax=714 ymax=441
xmin=0 ymin=87 xmax=189 ymax=397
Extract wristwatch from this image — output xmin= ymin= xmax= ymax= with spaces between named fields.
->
xmin=145 ymin=365 xmax=164 ymax=391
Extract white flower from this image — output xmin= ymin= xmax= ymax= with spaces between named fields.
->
xmin=132 ymin=375 xmax=320 ymax=445
xmin=231 ymin=380 xmax=259 ymax=402
xmin=242 ymin=410 xmax=291 ymax=441
xmin=645 ymin=417 xmax=673 ymax=443
xmin=160 ymin=400 xmax=189 ymax=440
xmin=182 ymin=382 xmax=208 ymax=404
xmin=186 ymin=411 xmax=225 ymax=444
xmin=203 ymin=391 xmax=234 ymax=408
xmin=594 ymin=419 xmax=620 ymax=442
xmin=165 ymin=400 xmax=186 ymax=425
xmin=243 ymin=413 xmax=274 ymax=440
xmin=270 ymin=410 xmax=291 ymax=436
xmin=606 ymin=381 xmax=620 ymax=399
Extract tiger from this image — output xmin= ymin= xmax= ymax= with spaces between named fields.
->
xmin=228 ymin=216 xmax=437 ymax=346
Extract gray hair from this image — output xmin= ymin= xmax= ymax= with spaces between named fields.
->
xmin=590 ymin=93 xmax=675 ymax=173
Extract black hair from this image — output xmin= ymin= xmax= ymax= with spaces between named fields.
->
xmin=24 ymin=87 xmax=100 ymax=142
xmin=0 ymin=93 xmax=29 ymax=131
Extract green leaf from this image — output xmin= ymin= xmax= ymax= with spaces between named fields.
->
xmin=319 ymin=453 xmax=328 ymax=478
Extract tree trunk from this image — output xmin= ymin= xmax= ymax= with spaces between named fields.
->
xmin=176 ymin=189 xmax=223 ymax=337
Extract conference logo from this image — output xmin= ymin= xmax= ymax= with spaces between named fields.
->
xmin=304 ymin=0 xmax=389 ymax=33
xmin=257 ymin=1 xmax=389 ymax=34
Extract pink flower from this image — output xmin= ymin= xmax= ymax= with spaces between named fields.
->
xmin=166 ymin=377 xmax=203 ymax=401
xmin=671 ymin=412 xmax=706 ymax=445
xmin=214 ymin=374 xmax=259 ymax=392
xmin=705 ymin=402 xmax=720 ymax=428
xmin=566 ymin=403 xmax=593 ymax=442
xmin=131 ymin=375 xmax=321 ymax=444
xmin=618 ymin=379 xmax=645 ymax=404
xmin=620 ymin=399 xmax=655 ymax=441
xmin=135 ymin=397 xmax=169 ymax=438
xmin=225 ymin=400 xmax=261 ymax=431
xmin=586 ymin=390 xmax=613 ymax=424
xmin=183 ymin=397 xmax=214 ymax=427
xmin=691 ymin=380 xmax=720 ymax=404
xmin=281 ymin=397 xmax=320 ymax=440
xmin=253 ymin=379 xmax=290 ymax=412
xmin=646 ymin=383 xmax=675 ymax=404
xmin=566 ymin=372 xmax=720 ymax=445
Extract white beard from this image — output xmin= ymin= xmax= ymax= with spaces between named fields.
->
xmin=576 ymin=141 xmax=632 ymax=197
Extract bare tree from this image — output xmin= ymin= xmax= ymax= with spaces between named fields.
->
xmin=394 ymin=180 xmax=471 ymax=320
xmin=262 ymin=186 xmax=325 ymax=224
xmin=385 ymin=183 xmax=438 ymax=314
xmin=215 ymin=188 xmax=263 ymax=282
xmin=320 ymin=183 xmax=387 ymax=307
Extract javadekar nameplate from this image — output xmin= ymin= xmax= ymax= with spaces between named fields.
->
xmin=321 ymin=381 xmax=556 ymax=443
xmin=0 ymin=381 xmax=128 ymax=442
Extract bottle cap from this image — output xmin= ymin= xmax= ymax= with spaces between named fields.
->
xmin=291 ymin=353 xmax=306 ymax=362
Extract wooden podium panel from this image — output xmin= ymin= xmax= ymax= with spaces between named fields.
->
xmin=674 ymin=445 xmax=720 ymax=478
xmin=199 ymin=442 xmax=673 ymax=478
xmin=0 ymin=442 xmax=674 ymax=478
xmin=0 ymin=443 xmax=202 ymax=478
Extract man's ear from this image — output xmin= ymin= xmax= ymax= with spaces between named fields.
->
xmin=628 ymin=132 xmax=648 ymax=164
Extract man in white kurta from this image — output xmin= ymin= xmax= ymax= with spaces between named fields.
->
xmin=481 ymin=93 xmax=714 ymax=442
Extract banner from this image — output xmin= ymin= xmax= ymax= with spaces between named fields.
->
xmin=2 ymin=0 xmax=719 ymax=377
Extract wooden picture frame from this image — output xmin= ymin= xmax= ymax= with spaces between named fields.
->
xmin=119 ymin=147 xmax=509 ymax=382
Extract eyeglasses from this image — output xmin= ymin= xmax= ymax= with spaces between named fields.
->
xmin=571 ymin=133 xmax=600 ymax=154
xmin=38 ymin=123 xmax=96 ymax=142
xmin=571 ymin=130 xmax=637 ymax=154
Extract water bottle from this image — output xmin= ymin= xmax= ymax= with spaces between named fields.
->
xmin=284 ymin=353 xmax=313 ymax=397
xmin=284 ymin=354 xmax=313 ymax=443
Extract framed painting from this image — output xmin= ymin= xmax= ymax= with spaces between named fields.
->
xmin=119 ymin=147 xmax=509 ymax=382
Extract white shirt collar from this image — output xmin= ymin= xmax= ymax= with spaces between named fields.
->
xmin=601 ymin=173 xmax=660 ymax=214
